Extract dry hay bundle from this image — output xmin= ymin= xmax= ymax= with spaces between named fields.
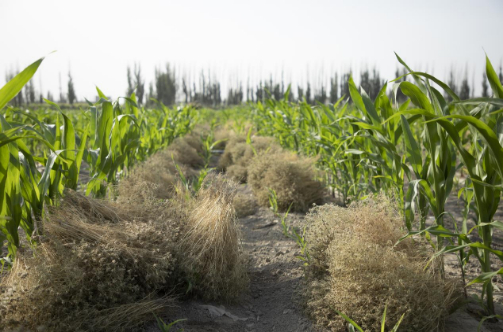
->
xmin=180 ymin=132 xmax=205 ymax=156
xmin=213 ymin=127 xmax=236 ymax=150
xmin=166 ymin=136 xmax=205 ymax=168
xmin=213 ymin=121 xmax=254 ymax=151
xmin=115 ymin=180 xmax=189 ymax=229
xmin=117 ymin=149 xmax=197 ymax=201
xmin=177 ymin=174 xmax=248 ymax=300
xmin=248 ymin=152 xmax=325 ymax=212
xmin=217 ymin=135 xmax=246 ymax=171
xmin=0 ymin=190 xmax=178 ymax=332
xmin=218 ymin=136 xmax=282 ymax=183
xmin=303 ymin=195 xmax=461 ymax=331
xmin=233 ymin=190 xmax=258 ymax=218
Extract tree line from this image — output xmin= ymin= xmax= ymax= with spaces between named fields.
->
xmin=4 ymin=63 xmax=503 ymax=108
xmin=139 ymin=63 xmax=503 ymax=107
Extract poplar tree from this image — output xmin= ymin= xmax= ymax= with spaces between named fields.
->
xmin=329 ymin=73 xmax=339 ymax=103
xmin=482 ymin=73 xmax=489 ymax=97
xmin=67 ymin=71 xmax=77 ymax=105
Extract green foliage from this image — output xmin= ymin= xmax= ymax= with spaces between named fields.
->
xmin=200 ymin=125 xmax=226 ymax=167
xmin=0 ymin=57 xmax=44 ymax=109
xmin=172 ymin=155 xmax=210 ymax=197
xmin=155 ymin=315 xmax=186 ymax=332
xmin=334 ymin=305 xmax=405 ymax=332
xmin=252 ymin=54 xmax=503 ymax=316
xmin=290 ymin=225 xmax=310 ymax=265
xmin=268 ymin=188 xmax=279 ymax=215
xmin=267 ymin=188 xmax=293 ymax=237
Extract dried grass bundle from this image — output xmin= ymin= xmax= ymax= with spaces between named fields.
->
xmin=233 ymin=191 xmax=257 ymax=218
xmin=0 ymin=191 xmax=177 ymax=332
xmin=303 ymin=195 xmax=461 ymax=331
xmin=248 ymin=152 xmax=325 ymax=212
xmin=218 ymin=136 xmax=281 ymax=183
xmin=177 ymin=174 xmax=248 ymax=300
xmin=117 ymin=150 xmax=197 ymax=201
xmin=166 ymin=136 xmax=205 ymax=168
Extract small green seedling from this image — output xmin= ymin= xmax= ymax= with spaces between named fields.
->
xmin=334 ymin=305 xmax=405 ymax=332
xmin=155 ymin=314 xmax=186 ymax=332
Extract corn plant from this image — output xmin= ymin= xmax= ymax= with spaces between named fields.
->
xmin=268 ymin=188 xmax=292 ymax=237
xmin=0 ymin=56 xmax=49 ymax=261
xmin=334 ymin=305 xmax=405 ymax=332
xmin=200 ymin=127 xmax=226 ymax=167
xmin=290 ymin=225 xmax=310 ymax=265
xmin=252 ymin=54 xmax=503 ymax=316
xmin=268 ymin=188 xmax=279 ymax=215
xmin=391 ymin=55 xmax=503 ymax=315
xmin=172 ymin=155 xmax=210 ymax=197
xmin=155 ymin=315 xmax=186 ymax=332
xmin=0 ymin=57 xmax=197 ymax=264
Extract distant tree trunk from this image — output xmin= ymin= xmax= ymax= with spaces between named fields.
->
xmin=482 ymin=73 xmax=489 ymax=97
xmin=67 ymin=71 xmax=77 ymax=105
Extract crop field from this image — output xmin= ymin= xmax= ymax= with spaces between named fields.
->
xmin=1 ymin=52 xmax=503 ymax=332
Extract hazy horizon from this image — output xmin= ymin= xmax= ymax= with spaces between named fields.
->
xmin=1 ymin=0 xmax=503 ymax=101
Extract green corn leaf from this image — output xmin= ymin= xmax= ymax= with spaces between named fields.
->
xmin=469 ymin=221 xmax=503 ymax=233
xmin=390 ymin=313 xmax=406 ymax=332
xmin=0 ymin=57 xmax=45 ymax=110
xmin=453 ymin=97 xmax=503 ymax=107
xmin=96 ymin=86 xmax=108 ymax=100
xmin=400 ymin=82 xmax=434 ymax=114
xmin=381 ymin=305 xmax=387 ymax=332
xmin=61 ymin=113 xmax=76 ymax=161
xmin=407 ymin=71 xmax=460 ymax=102
xmin=485 ymin=56 xmax=503 ymax=98
xmin=96 ymin=101 xmax=113 ymax=154
xmin=468 ymin=268 xmax=503 ymax=286
xmin=38 ymin=150 xmax=65 ymax=200
xmin=428 ymin=115 xmax=503 ymax=178
xmin=394 ymin=53 xmax=427 ymax=94
xmin=333 ymin=309 xmax=364 ymax=332
xmin=434 ymin=242 xmax=503 ymax=262
xmin=75 ymin=126 xmax=89 ymax=179
xmin=400 ymin=115 xmax=422 ymax=175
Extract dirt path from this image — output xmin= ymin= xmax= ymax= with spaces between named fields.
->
xmin=152 ymin=185 xmax=313 ymax=332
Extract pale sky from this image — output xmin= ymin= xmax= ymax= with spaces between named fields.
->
xmin=1 ymin=0 xmax=502 ymax=101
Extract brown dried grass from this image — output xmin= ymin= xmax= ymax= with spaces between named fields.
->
xmin=248 ymin=152 xmax=325 ymax=212
xmin=303 ymin=195 xmax=461 ymax=331
xmin=226 ymin=164 xmax=248 ymax=183
xmin=175 ymin=174 xmax=248 ymax=300
xmin=217 ymin=135 xmax=246 ymax=171
xmin=181 ymin=133 xmax=205 ymax=156
xmin=213 ymin=127 xmax=235 ymax=150
xmin=166 ymin=136 xmax=205 ymax=168
xmin=117 ymin=150 xmax=197 ymax=201
xmin=0 ymin=190 xmax=177 ymax=332
xmin=218 ymin=136 xmax=282 ymax=183
xmin=233 ymin=190 xmax=258 ymax=218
